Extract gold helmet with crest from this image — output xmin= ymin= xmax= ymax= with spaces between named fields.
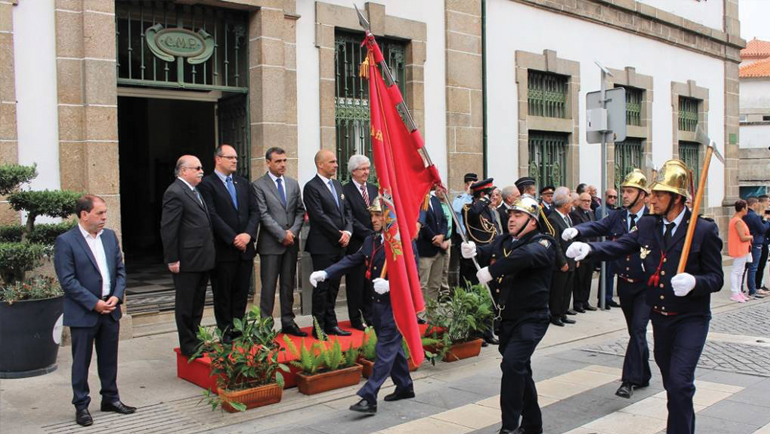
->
xmin=511 ymin=196 xmax=540 ymax=219
xmin=650 ymin=159 xmax=690 ymax=197
xmin=620 ymin=169 xmax=649 ymax=194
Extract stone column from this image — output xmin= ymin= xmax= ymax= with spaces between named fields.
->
xmin=0 ymin=0 xmax=18 ymax=224
xmin=445 ymin=0 xmax=483 ymax=194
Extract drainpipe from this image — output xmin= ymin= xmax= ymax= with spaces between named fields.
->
xmin=481 ymin=0 xmax=488 ymax=178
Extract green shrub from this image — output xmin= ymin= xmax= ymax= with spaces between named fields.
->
xmin=424 ymin=284 xmax=494 ymax=361
xmin=0 ymin=275 xmax=62 ymax=304
xmin=9 ymin=190 xmax=81 ymax=234
xmin=0 ymin=225 xmax=23 ymax=242
xmin=283 ymin=336 xmax=325 ymax=376
xmin=28 ymin=220 xmax=77 ymax=245
xmin=0 ymin=242 xmax=48 ymax=285
xmin=0 ymin=164 xmax=37 ymax=196
xmin=360 ymin=327 xmax=377 ymax=361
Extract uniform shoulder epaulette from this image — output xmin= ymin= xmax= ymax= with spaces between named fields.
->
xmin=698 ymin=215 xmax=715 ymax=223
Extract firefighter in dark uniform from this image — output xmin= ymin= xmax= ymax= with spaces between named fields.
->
xmin=461 ymin=196 xmax=556 ymax=434
xmin=562 ymin=169 xmax=652 ymax=399
xmin=567 ymin=160 xmax=723 ymax=434
xmin=461 ymin=178 xmax=500 ymax=285
xmin=309 ymin=197 xmax=414 ymax=414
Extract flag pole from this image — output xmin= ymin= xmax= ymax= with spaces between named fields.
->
xmin=355 ymin=5 xmax=501 ymax=315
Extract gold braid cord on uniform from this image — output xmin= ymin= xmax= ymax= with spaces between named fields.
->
xmin=463 ymin=203 xmax=498 ymax=244
xmin=539 ymin=206 xmax=556 ymax=237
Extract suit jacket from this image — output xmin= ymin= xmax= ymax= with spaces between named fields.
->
xmin=160 ymin=178 xmax=216 ymax=272
xmin=570 ymin=208 xmax=597 ymax=242
xmin=497 ymin=203 xmax=512 ymax=226
xmin=548 ymin=210 xmax=576 ymax=271
xmin=54 ymin=227 xmax=126 ymax=327
xmin=417 ymin=196 xmax=449 ymax=258
xmin=343 ymin=180 xmax=379 ymax=253
xmin=198 ymin=173 xmax=259 ymax=262
xmin=252 ymin=172 xmax=305 ymax=255
xmin=303 ymin=175 xmax=353 ymax=255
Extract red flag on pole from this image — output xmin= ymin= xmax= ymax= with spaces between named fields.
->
xmin=363 ymin=36 xmax=441 ymax=366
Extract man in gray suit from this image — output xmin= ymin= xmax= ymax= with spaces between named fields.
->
xmin=252 ymin=147 xmax=307 ymax=336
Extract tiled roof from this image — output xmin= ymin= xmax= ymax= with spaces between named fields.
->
xmin=741 ymin=38 xmax=770 ymax=59
xmin=740 ymin=57 xmax=770 ymax=78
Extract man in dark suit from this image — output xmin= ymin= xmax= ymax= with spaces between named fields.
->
xmin=161 ymin=155 xmax=216 ymax=357
xmin=252 ymin=147 xmax=307 ymax=336
xmin=198 ymin=145 xmax=259 ymax=342
xmin=539 ymin=185 xmax=555 ymax=216
xmin=417 ymin=190 xmax=449 ymax=303
xmin=304 ymin=149 xmax=354 ymax=338
xmin=342 ymin=154 xmax=379 ymax=330
xmin=570 ymin=192 xmax=598 ymax=313
xmin=547 ymin=187 xmax=577 ymax=327
xmin=497 ymin=185 xmax=520 ymax=224
xmin=54 ymin=195 xmax=135 ymax=427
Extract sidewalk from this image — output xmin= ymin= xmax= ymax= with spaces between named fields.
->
xmin=0 ymin=265 xmax=765 ymax=433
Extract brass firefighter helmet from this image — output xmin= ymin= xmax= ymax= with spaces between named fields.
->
xmin=367 ymin=196 xmax=383 ymax=213
xmin=511 ymin=196 xmax=540 ymax=220
xmin=650 ymin=159 xmax=690 ymax=197
xmin=620 ymin=169 xmax=649 ymax=194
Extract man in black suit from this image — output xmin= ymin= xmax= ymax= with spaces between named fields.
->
xmin=161 ymin=155 xmax=216 ymax=357
xmin=570 ymin=192 xmax=598 ymax=313
xmin=497 ymin=185 xmax=520 ymax=224
xmin=342 ymin=154 xmax=379 ymax=330
xmin=417 ymin=189 xmax=449 ymax=303
xmin=252 ymin=147 xmax=307 ymax=336
xmin=304 ymin=149 xmax=354 ymax=338
xmin=547 ymin=187 xmax=577 ymax=327
xmin=198 ymin=145 xmax=259 ymax=342
xmin=54 ymin=195 xmax=136 ymax=427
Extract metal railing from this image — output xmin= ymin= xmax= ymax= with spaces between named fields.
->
xmin=528 ymin=70 xmax=568 ymax=118
xmin=678 ymin=97 xmax=699 ymax=132
xmin=529 ymin=131 xmax=567 ymax=188
xmin=614 ymin=138 xmax=643 ymax=190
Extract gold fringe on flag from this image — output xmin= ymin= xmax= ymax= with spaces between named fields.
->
xmin=359 ymin=54 xmax=370 ymax=79
xmin=422 ymin=193 xmax=431 ymax=211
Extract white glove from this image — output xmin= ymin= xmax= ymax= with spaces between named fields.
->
xmin=476 ymin=267 xmax=493 ymax=285
xmin=671 ymin=273 xmax=696 ymax=297
xmin=562 ymin=227 xmax=579 ymax=241
xmin=373 ymin=278 xmax=390 ymax=295
xmin=309 ymin=271 xmax=327 ymax=288
xmin=461 ymin=241 xmax=477 ymax=259
xmin=566 ymin=242 xmax=591 ymax=261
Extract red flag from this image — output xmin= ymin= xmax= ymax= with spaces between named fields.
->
xmin=364 ymin=36 xmax=441 ymax=366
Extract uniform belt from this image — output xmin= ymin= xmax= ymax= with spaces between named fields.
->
xmin=652 ymin=307 xmax=678 ymax=316
xmin=617 ymin=275 xmax=639 ymax=283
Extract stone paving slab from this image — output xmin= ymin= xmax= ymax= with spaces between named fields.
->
xmin=709 ymin=301 xmax=770 ymax=337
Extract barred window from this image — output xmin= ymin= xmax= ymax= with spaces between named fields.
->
xmin=615 ymin=86 xmax=643 ymax=126
xmin=528 ymin=70 xmax=568 ymax=118
xmin=614 ymin=138 xmax=643 ymax=191
xmin=679 ymin=141 xmax=700 ymax=188
xmin=678 ymin=97 xmax=699 ymax=132
xmin=529 ymin=132 xmax=568 ymax=189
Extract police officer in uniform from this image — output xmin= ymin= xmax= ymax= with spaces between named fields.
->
xmin=461 ymin=178 xmax=500 ymax=286
xmin=563 ymin=169 xmax=652 ymax=399
xmin=567 ymin=160 xmax=723 ymax=434
xmin=309 ymin=198 xmax=414 ymax=414
xmin=461 ymin=196 xmax=555 ymax=434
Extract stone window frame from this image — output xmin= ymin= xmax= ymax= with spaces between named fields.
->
xmin=515 ymin=49 xmax=580 ymax=188
xmin=606 ymin=67 xmax=654 ymax=189
xmin=671 ymin=80 xmax=709 ymax=208
xmin=314 ymin=1 xmax=426 ymax=152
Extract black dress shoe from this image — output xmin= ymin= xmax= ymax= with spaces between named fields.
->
xmin=566 ymin=309 xmax=578 ymax=316
xmin=513 ymin=427 xmax=543 ymax=434
xmin=326 ymin=326 xmax=352 ymax=336
xmin=281 ymin=324 xmax=308 ymax=337
xmin=384 ymin=388 xmax=415 ymax=402
xmin=101 ymin=400 xmax=137 ymax=414
xmin=584 ymin=304 xmax=598 ymax=311
xmin=417 ymin=317 xmax=427 ymax=325
xmin=615 ymin=382 xmax=634 ymax=399
xmin=481 ymin=340 xmax=489 ymax=347
xmin=550 ymin=317 xmax=565 ymax=327
xmin=349 ymin=321 xmax=367 ymax=331
xmin=574 ymin=307 xmax=586 ymax=314
xmin=349 ymin=398 xmax=377 ymax=414
xmin=76 ymin=408 xmax=93 ymax=426
xmin=561 ymin=316 xmax=576 ymax=324
xmin=608 ymin=300 xmax=621 ymax=308
xmin=484 ymin=335 xmax=500 ymax=345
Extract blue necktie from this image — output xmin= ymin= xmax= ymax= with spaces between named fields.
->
xmin=328 ymin=180 xmax=340 ymax=209
xmin=226 ymin=176 xmax=238 ymax=209
xmin=276 ymin=178 xmax=287 ymax=207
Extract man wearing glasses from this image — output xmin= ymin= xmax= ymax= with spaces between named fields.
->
xmin=161 ymin=155 xmax=216 ymax=357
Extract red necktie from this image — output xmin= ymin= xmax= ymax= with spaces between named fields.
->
xmin=361 ymin=184 xmax=370 ymax=207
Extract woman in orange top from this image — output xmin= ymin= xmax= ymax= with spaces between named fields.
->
xmin=728 ymin=200 xmax=754 ymax=302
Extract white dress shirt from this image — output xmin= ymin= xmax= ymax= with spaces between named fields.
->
xmin=78 ymin=224 xmax=111 ymax=297
xmin=662 ymin=206 xmax=687 ymax=236
xmin=268 ymin=171 xmax=285 ymax=190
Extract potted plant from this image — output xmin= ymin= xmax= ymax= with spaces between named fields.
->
xmin=192 ymin=307 xmax=289 ymax=413
xmin=284 ymin=322 xmax=362 ymax=395
xmin=0 ymin=164 xmax=80 ymax=378
xmin=424 ymin=284 xmax=493 ymax=362
xmin=358 ymin=327 xmax=377 ymax=378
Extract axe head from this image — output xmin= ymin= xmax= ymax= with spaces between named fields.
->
xmin=695 ymin=126 xmax=725 ymax=165
xmin=354 ymin=4 xmax=371 ymax=34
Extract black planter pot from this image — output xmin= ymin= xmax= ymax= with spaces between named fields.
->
xmin=0 ymin=295 xmax=64 ymax=378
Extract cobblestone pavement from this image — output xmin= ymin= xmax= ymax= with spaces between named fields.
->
xmin=709 ymin=300 xmax=770 ymax=337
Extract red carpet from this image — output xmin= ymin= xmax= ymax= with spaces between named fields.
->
xmin=176 ymin=321 xmax=432 ymax=392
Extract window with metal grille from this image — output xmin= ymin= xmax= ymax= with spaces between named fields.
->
xmin=614 ymin=138 xmax=643 ymax=190
xmin=615 ymin=86 xmax=643 ymax=126
xmin=678 ymin=97 xmax=699 ymax=132
xmin=335 ymin=31 xmax=406 ymax=183
xmin=679 ymin=141 xmax=700 ymax=188
xmin=527 ymin=71 xmax=568 ymax=118
xmin=529 ymin=132 xmax=568 ymax=189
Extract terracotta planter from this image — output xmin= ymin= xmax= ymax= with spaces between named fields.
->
xmin=218 ymin=382 xmax=283 ymax=413
xmin=296 ymin=364 xmax=363 ymax=395
xmin=359 ymin=358 xmax=375 ymax=378
xmin=443 ymin=338 xmax=483 ymax=362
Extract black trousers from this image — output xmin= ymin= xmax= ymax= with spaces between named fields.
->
xmin=574 ymin=261 xmax=593 ymax=309
xmin=70 ymin=314 xmax=120 ymax=410
xmin=260 ymin=249 xmax=299 ymax=328
xmin=651 ymin=313 xmax=710 ymax=434
xmin=345 ymin=261 xmax=373 ymax=326
xmin=617 ymin=279 xmax=652 ymax=386
xmin=498 ymin=316 xmax=549 ymax=431
xmin=173 ymin=271 xmax=209 ymax=356
xmin=549 ymin=269 xmax=574 ymax=318
xmin=757 ymin=243 xmax=769 ymax=288
xmin=211 ymin=259 xmax=252 ymax=334
xmin=311 ymin=252 xmax=343 ymax=330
